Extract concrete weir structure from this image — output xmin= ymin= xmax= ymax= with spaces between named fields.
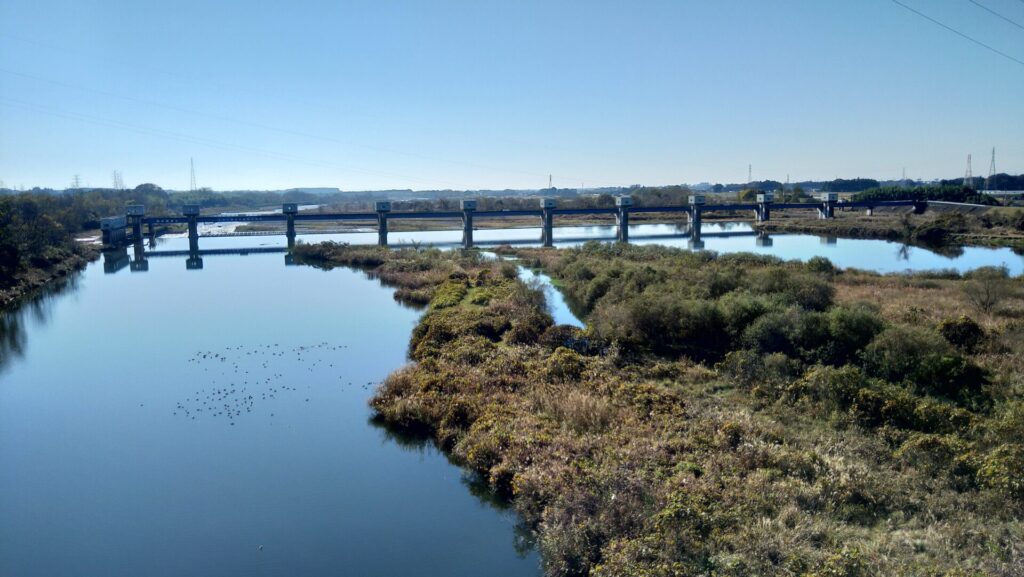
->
xmin=100 ymin=195 xmax=928 ymax=253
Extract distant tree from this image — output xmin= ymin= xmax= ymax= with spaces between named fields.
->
xmin=134 ymin=183 xmax=166 ymax=196
xmin=823 ymin=178 xmax=879 ymax=193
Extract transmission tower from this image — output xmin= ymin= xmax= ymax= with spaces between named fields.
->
xmin=111 ymin=170 xmax=124 ymax=191
xmin=748 ymin=164 xmax=752 ymax=184
xmin=190 ymin=158 xmax=198 ymax=193
xmin=964 ymin=154 xmax=973 ymax=189
xmin=71 ymin=174 xmax=81 ymax=190
xmin=985 ymin=147 xmax=996 ymax=191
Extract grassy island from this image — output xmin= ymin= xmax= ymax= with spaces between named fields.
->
xmin=302 ymin=242 xmax=1022 ymax=576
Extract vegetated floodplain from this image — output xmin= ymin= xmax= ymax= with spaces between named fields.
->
xmin=294 ymin=240 xmax=1024 ymax=577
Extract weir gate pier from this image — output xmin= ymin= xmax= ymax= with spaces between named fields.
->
xmin=100 ymin=194 xmax=927 ymax=261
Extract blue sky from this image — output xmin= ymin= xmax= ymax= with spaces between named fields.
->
xmin=1 ymin=0 xmax=1022 ymax=191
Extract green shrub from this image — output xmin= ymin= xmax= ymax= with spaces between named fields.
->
xmin=545 ymin=347 xmax=587 ymax=382
xmin=817 ymin=304 xmax=885 ymax=365
xmin=937 ymin=316 xmax=985 ymax=353
xmin=499 ymin=261 xmax=518 ymax=279
xmin=805 ymin=256 xmax=837 ymax=275
xmin=718 ymin=349 xmax=801 ymax=391
xmin=861 ymin=327 xmax=986 ymax=400
xmin=742 ymin=309 xmax=802 ymax=357
xmin=975 ymin=444 xmax=1024 ymax=499
xmin=748 ymin=268 xmax=834 ymax=311
xmin=718 ymin=291 xmax=772 ymax=339
xmin=539 ymin=324 xmax=586 ymax=351
xmin=431 ymin=279 xmax=469 ymax=309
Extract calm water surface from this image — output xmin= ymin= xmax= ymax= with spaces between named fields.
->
xmin=0 ymin=235 xmax=539 ymax=577
xmin=187 ymin=222 xmax=1023 ymax=275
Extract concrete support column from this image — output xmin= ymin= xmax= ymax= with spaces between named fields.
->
xmin=756 ymin=192 xmax=773 ymax=222
xmin=461 ymin=199 xmax=476 ymax=249
xmin=818 ymin=193 xmax=837 ymax=219
xmin=540 ymin=198 xmax=556 ymax=247
xmin=865 ymin=207 xmax=873 ymax=216
xmin=126 ymin=204 xmax=145 ymax=241
xmin=183 ymin=204 xmax=200 ymax=253
xmin=283 ymin=203 xmax=298 ymax=248
xmin=689 ymin=194 xmax=705 ymax=249
xmin=756 ymin=232 xmax=773 ymax=247
xmin=375 ymin=201 xmax=391 ymax=247
xmin=615 ymin=196 xmax=632 ymax=243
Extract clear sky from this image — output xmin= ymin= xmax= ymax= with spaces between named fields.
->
xmin=1 ymin=0 xmax=1022 ymax=191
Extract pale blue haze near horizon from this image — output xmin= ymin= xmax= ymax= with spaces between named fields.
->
xmin=1 ymin=0 xmax=1022 ymax=191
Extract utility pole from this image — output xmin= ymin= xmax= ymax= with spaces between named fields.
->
xmin=748 ymin=164 xmax=752 ymax=185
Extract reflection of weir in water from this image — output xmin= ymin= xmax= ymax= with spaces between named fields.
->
xmin=143 ymin=247 xmax=289 ymax=257
xmin=107 ymin=228 xmax=771 ymax=274
xmin=106 ymin=244 xmax=296 ymax=273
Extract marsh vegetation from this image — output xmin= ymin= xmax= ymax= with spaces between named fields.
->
xmin=297 ymin=241 xmax=1024 ymax=577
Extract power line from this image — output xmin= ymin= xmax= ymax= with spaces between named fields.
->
xmin=966 ymin=0 xmax=1024 ymax=31
xmin=890 ymin=0 xmax=1024 ymax=67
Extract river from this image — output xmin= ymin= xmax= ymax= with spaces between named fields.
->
xmin=0 ymin=235 xmax=539 ymax=577
xmin=2 ymin=224 xmax=1021 ymax=576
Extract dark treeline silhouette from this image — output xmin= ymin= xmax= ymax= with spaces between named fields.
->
xmin=941 ymin=173 xmax=1024 ymax=191
xmin=852 ymin=184 xmax=1000 ymax=205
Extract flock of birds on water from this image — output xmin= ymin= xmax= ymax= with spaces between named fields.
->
xmin=171 ymin=342 xmax=379 ymax=426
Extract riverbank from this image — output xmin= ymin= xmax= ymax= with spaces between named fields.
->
xmin=295 ymin=242 xmax=1023 ymax=577
xmin=0 ymin=245 xmax=99 ymax=312
xmin=757 ymin=208 xmax=1024 ymax=251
